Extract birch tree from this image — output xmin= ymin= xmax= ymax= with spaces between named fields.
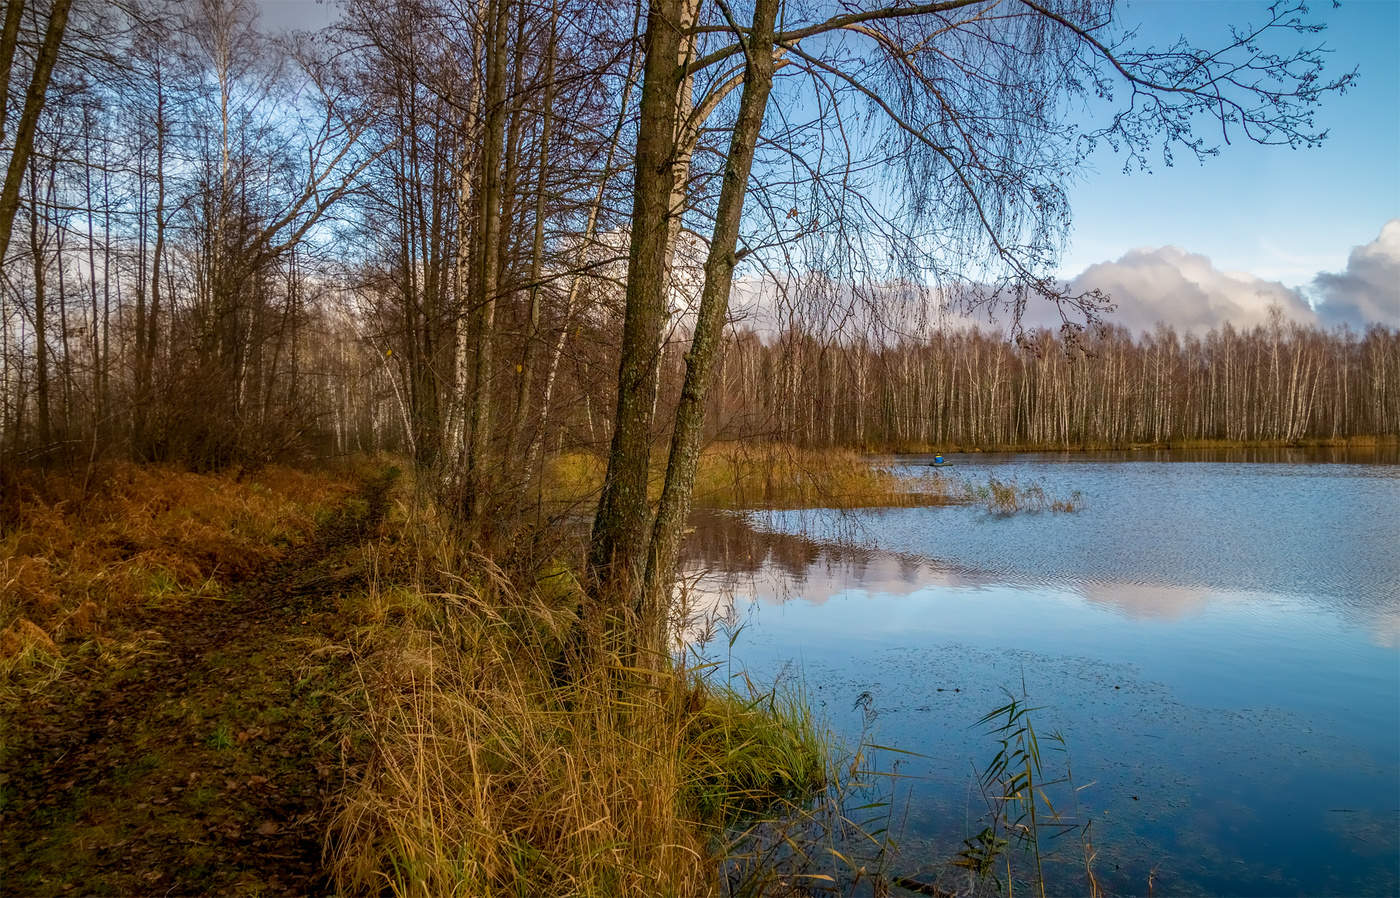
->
xmin=585 ymin=0 xmax=1358 ymax=648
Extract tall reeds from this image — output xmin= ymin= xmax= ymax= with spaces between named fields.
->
xmin=959 ymin=477 xmax=1084 ymax=516
xmin=327 ymin=476 xmax=833 ymax=897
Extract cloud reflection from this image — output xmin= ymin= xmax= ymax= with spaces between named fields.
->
xmin=682 ymin=509 xmax=1398 ymax=643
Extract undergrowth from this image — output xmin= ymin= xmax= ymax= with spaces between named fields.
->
xmin=0 ymin=459 xmax=367 ymax=703
xmin=327 ymin=470 xmax=839 ymax=897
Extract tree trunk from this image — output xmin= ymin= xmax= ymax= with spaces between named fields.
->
xmin=639 ymin=0 xmax=780 ymax=643
xmin=463 ymin=0 xmax=510 ymax=524
xmin=507 ymin=2 xmax=558 ymax=466
xmin=137 ymin=66 xmax=168 ymax=454
xmin=0 ymin=0 xmax=70 ymax=264
xmin=0 ymin=0 xmax=25 ymax=141
xmin=29 ymin=159 xmax=49 ymax=448
xmin=586 ymin=0 xmax=688 ymax=603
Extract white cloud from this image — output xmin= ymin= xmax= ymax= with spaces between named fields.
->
xmin=720 ymin=220 xmax=1399 ymax=340
xmin=1310 ymin=219 xmax=1400 ymax=329
xmin=1066 ymin=246 xmax=1315 ymax=335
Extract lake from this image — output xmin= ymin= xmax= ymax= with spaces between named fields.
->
xmin=682 ymin=450 xmax=1400 ymax=896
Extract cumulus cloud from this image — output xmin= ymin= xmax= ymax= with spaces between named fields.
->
xmin=719 ymin=221 xmax=1400 ymax=341
xmin=1066 ymin=246 xmax=1315 ymax=335
xmin=1310 ymin=219 xmax=1400 ymax=329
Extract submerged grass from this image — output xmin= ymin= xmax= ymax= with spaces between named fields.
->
xmin=327 ymin=470 xmax=834 ymax=897
xmin=958 ymin=476 xmax=1084 ymax=516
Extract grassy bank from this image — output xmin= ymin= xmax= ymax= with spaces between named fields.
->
xmin=1 ymin=462 xmax=396 ymax=894
xmin=2 ymin=460 xmax=835 ymax=895
xmin=327 ymin=469 xmax=832 ymax=896
xmin=546 ymin=441 xmax=958 ymax=510
xmin=0 ymin=460 xmax=365 ymax=702
xmin=1 ymin=453 xmax=1086 ymax=895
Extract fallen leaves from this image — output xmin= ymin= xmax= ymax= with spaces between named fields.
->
xmin=234 ymin=727 xmax=265 ymax=744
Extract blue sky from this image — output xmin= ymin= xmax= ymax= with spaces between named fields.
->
xmin=260 ymin=0 xmax=1396 ymax=287
xmin=258 ymin=0 xmax=1398 ymax=328
xmin=1059 ymin=0 xmax=1400 ymax=288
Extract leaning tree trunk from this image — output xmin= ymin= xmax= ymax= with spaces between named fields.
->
xmin=0 ymin=0 xmax=71 ymax=265
xmin=586 ymin=0 xmax=688 ymax=605
xmin=641 ymin=0 xmax=780 ymax=644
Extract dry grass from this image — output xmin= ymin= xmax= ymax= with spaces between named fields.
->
xmin=545 ymin=442 xmax=956 ymax=511
xmin=958 ymin=477 xmax=1084 ymax=516
xmin=0 ymin=461 xmax=355 ymax=692
xmin=892 ymin=434 xmax=1399 ymax=453
xmin=327 ymin=474 xmax=832 ymax=898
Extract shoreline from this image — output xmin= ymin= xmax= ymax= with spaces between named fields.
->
xmin=881 ymin=435 xmax=1398 ymax=455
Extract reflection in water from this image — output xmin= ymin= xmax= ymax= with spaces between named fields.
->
xmin=1076 ymin=579 xmax=1212 ymax=620
xmin=688 ymin=510 xmax=1224 ymax=623
xmin=749 ymin=454 xmax=1400 ymax=637
xmin=680 ymin=454 xmax=1400 ymax=897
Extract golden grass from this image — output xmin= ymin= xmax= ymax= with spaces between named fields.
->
xmin=544 ymin=442 xmax=956 ymax=510
xmin=328 ymin=472 xmax=832 ymax=898
xmin=0 ymin=461 xmax=353 ymax=685
xmin=891 ymin=434 xmax=1398 ymax=453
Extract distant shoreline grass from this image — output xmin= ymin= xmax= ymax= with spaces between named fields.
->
xmin=883 ymin=434 xmax=1397 ymax=454
xmin=545 ymin=441 xmax=1090 ymax=517
xmin=545 ymin=441 xmax=961 ymax=511
xmin=543 ymin=435 xmax=1393 ymax=521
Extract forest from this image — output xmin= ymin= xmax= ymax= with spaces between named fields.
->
xmin=708 ymin=320 xmax=1399 ymax=449
xmin=3 ymin=0 xmax=1389 ymax=480
xmin=1 ymin=0 xmax=1392 ymax=894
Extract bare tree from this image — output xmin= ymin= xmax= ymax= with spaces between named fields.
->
xmin=585 ymin=0 xmax=1357 ymax=648
xmin=0 ymin=0 xmax=72 ymax=264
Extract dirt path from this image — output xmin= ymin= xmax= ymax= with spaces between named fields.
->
xmin=1 ymin=469 xmax=395 ymax=897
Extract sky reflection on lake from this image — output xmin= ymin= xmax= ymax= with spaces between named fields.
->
xmin=681 ymin=453 xmax=1400 ymax=896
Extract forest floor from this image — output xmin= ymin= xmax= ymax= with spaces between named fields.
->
xmin=0 ymin=467 xmax=396 ymax=896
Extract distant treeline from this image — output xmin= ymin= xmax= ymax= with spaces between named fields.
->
xmin=694 ymin=320 xmax=1400 ymax=449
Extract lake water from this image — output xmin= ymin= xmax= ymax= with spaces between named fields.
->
xmin=683 ymin=450 xmax=1400 ymax=897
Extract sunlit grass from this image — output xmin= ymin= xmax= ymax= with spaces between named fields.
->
xmin=327 ymin=471 xmax=835 ymax=898
xmin=544 ymin=442 xmax=956 ymax=510
xmin=0 ymin=460 xmax=358 ymax=700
